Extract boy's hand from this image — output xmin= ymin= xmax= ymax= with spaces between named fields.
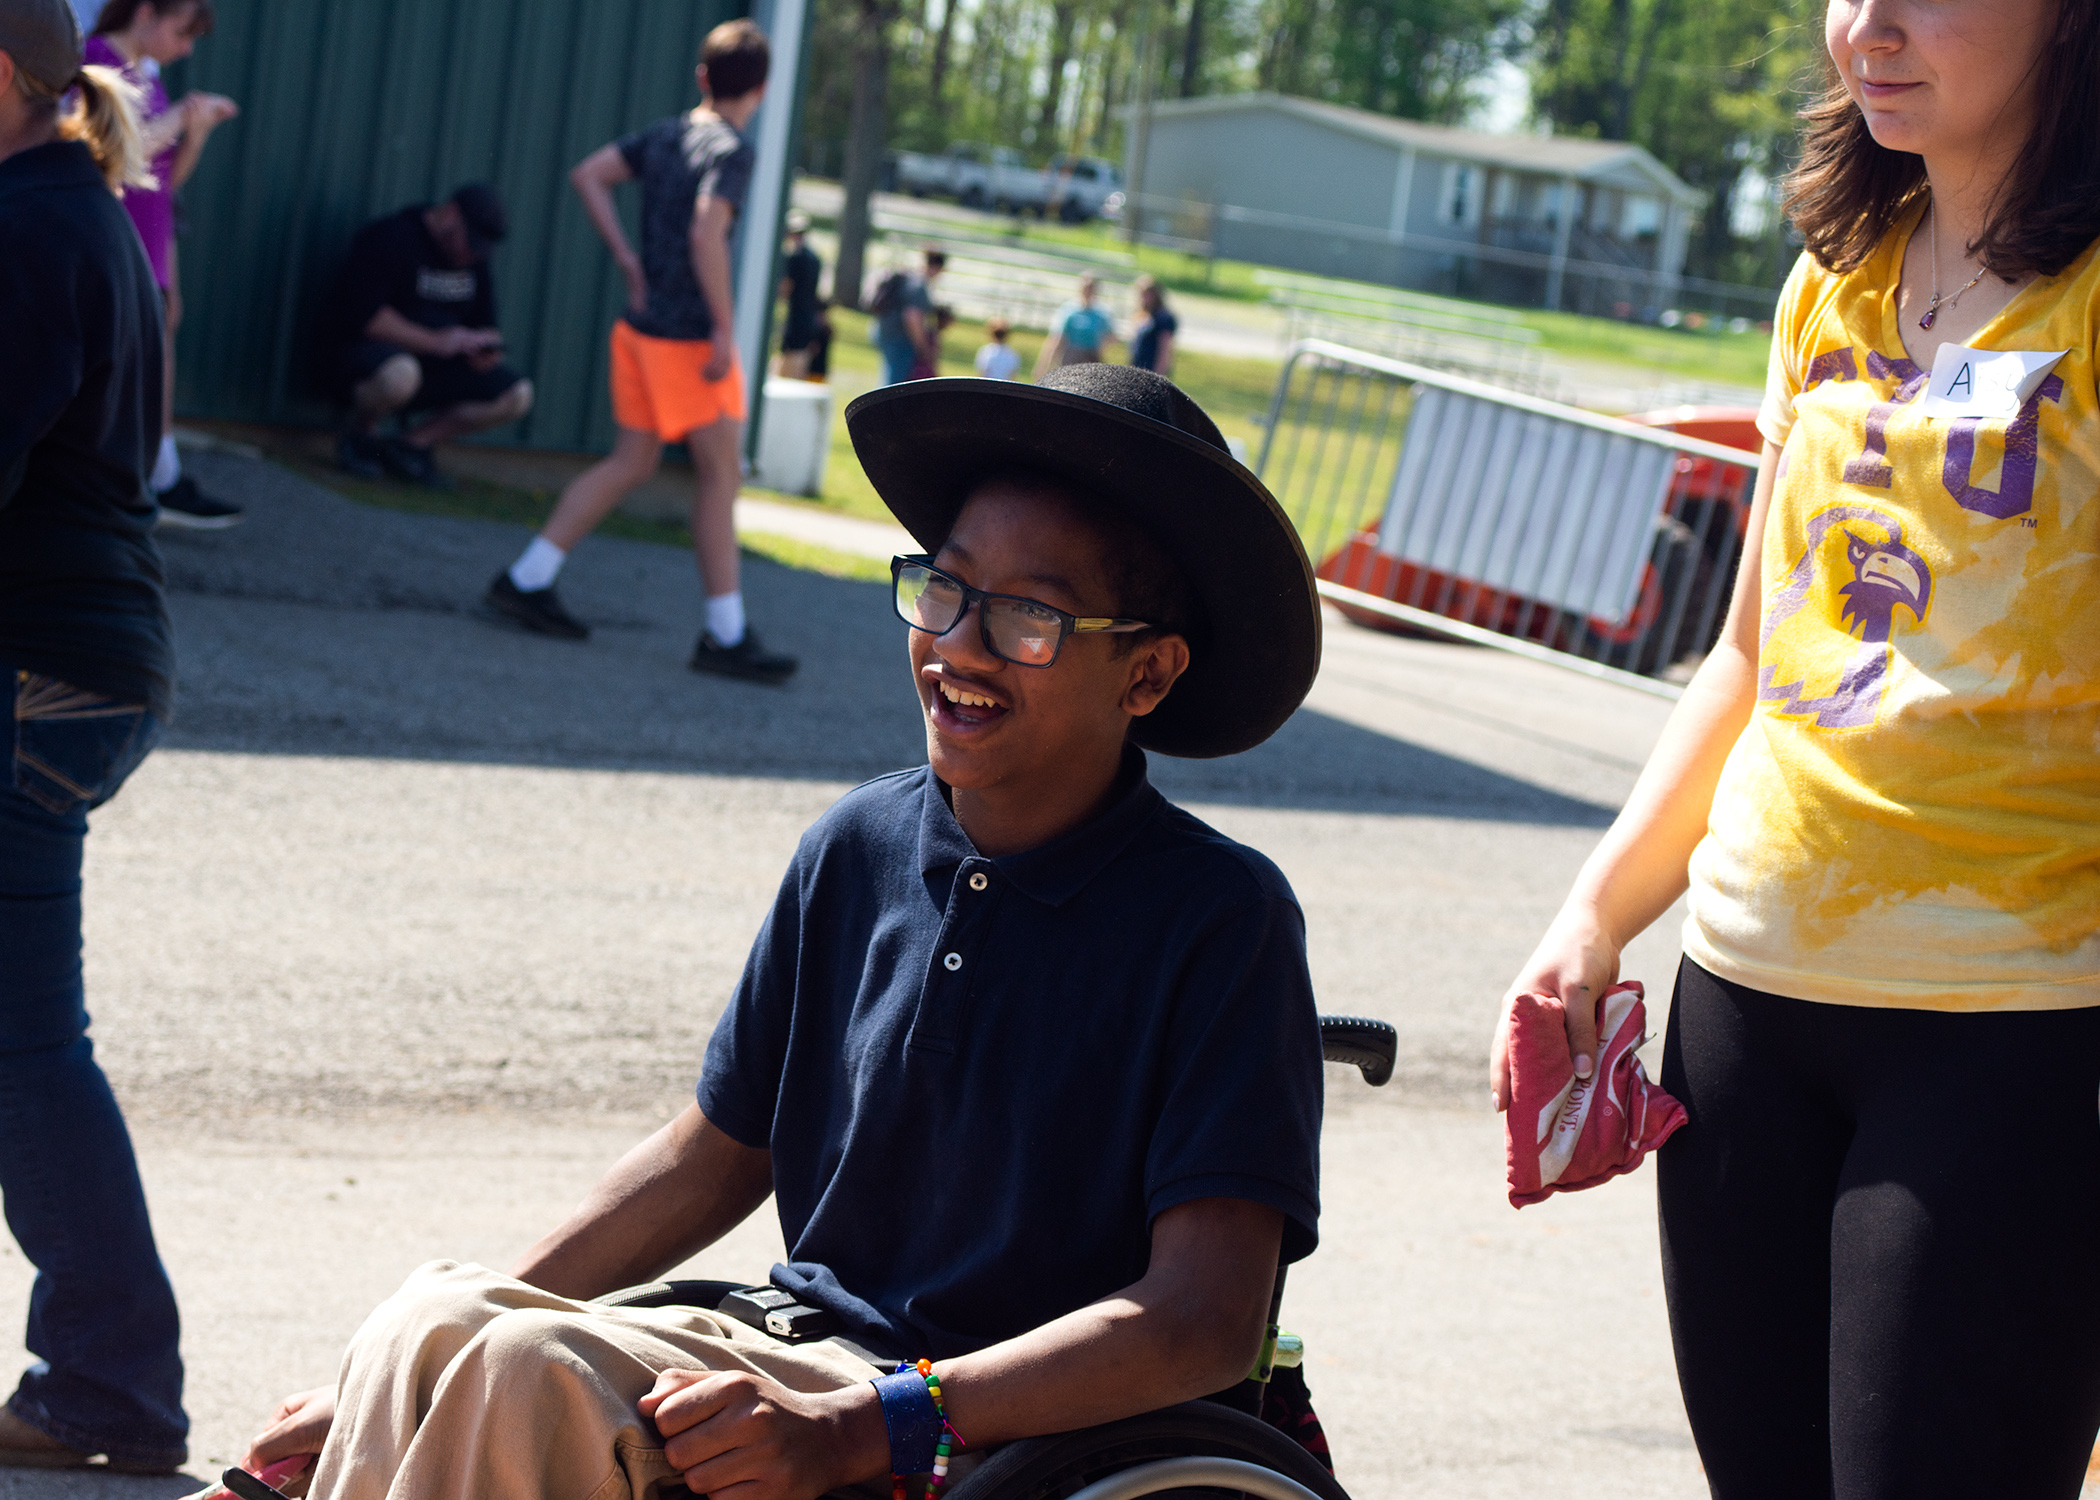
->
xmin=242 ymin=1385 xmax=335 ymax=1472
xmin=642 ymin=1368 xmax=887 ymax=1500
xmin=620 ymin=254 xmax=649 ymax=314
xmin=702 ymin=342 xmax=733 ymax=382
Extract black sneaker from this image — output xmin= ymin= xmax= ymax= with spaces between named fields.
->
xmin=155 ymin=476 xmax=244 ymax=529
xmin=381 ymin=436 xmax=452 ymax=489
xmin=337 ymin=431 xmax=389 ymax=480
xmin=690 ymin=628 xmax=798 ymax=684
xmin=484 ymin=572 xmax=590 ymax=640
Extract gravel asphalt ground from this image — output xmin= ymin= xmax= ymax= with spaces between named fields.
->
xmin=2 ymin=449 xmax=1712 ymax=1497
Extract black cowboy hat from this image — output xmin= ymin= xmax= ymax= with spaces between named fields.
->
xmin=844 ymin=364 xmax=1320 ymax=759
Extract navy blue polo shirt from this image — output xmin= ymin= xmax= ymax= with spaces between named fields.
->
xmin=698 ymin=749 xmax=1323 ymax=1360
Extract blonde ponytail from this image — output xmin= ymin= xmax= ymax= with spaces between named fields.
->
xmin=62 ymin=64 xmax=152 ymax=192
xmin=15 ymin=59 xmax=151 ymax=192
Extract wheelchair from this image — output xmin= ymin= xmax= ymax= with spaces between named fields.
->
xmin=601 ymin=1014 xmax=1397 ymax=1500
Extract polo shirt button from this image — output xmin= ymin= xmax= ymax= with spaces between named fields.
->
xmin=944 ymin=952 xmax=963 ymax=971
xmin=969 ymin=872 xmax=988 ymax=892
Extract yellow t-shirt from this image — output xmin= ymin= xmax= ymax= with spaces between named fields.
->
xmin=1684 ymin=213 xmax=2100 ymax=1010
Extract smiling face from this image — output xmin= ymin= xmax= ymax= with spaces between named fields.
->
xmin=1826 ymin=0 xmax=2053 ymax=160
xmin=909 ymin=478 xmax=1189 ymax=807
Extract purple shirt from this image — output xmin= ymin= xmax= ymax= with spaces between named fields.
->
xmin=85 ymin=36 xmax=177 ymax=288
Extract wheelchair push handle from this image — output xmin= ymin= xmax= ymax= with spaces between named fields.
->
xmin=1318 ymin=1015 xmax=1396 ymax=1088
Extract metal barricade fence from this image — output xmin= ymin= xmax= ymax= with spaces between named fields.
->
xmin=1255 ymin=340 xmax=1762 ymax=699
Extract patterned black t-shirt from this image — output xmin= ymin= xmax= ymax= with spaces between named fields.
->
xmin=616 ymin=112 xmax=754 ymax=342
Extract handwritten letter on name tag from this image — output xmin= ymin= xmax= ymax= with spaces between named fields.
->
xmin=1918 ymin=346 xmax=2066 ymax=420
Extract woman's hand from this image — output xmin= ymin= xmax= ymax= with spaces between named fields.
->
xmin=1490 ymin=906 xmax=1622 ymax=1111
xmin=242 ymin=1385 xmax=336 ymax=1473
xmin=184 ymin=92 xmax=240 ymax=131
xmin=642 ymin=1368 xmax=887 ymax=1500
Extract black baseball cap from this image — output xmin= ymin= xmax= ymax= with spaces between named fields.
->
xmin=451 ymin=183 xmax=508 ymax=256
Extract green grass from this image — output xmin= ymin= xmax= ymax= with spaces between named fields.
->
xmin=738 ymin=531 xmax=892 ymax=582
xmin=823 ymin=197 xmax=1776 ymax=383
xmin=788 ymin=307 xmax=1288 ymax=525
xmin=1518 ymin=307 xmax=1771 ymax=387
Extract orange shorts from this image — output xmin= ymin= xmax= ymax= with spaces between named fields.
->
xmin=608 ymin=319 xmax=746 ymax=440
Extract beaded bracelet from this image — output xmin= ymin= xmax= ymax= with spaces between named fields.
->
xmin=878 ymin=1359 xmax=966 ymax=1500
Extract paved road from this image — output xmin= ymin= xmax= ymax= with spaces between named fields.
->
xmin=4 ymin=449 xmax=1713 ymax=1497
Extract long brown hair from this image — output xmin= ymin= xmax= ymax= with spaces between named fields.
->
xmin=93 ymin=0 xmax=213 ymax=38
xmin=1784 ymin=1 xmax=2100 ymax=279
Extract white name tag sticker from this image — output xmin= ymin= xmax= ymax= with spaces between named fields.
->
xmin=1919 ymin=346 xmax=2066 ymax=420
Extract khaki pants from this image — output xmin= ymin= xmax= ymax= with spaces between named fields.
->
xmin=310 ymin=1261 xmax=880 ymax=1500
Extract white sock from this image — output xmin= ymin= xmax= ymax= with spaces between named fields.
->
xmin=508 ymin=536 xmax=567 ymax=592
xmin=706 ymin=591 xmax=746 ymax=647
xmin=150 ymin=434 xmax=180 ymax=493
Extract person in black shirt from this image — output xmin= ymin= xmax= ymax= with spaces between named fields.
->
xmin=776 ymin=209 xmax=822 ymax=378
xmin=323 ymin=183 xmax=534 ymax=489
xmin=0 ymin=0 xmax=188 ymax=1473
xmin=482 ymin=19 xmax=797 ymax=685
xmin=1129 ymin=274 xmax=1178 ymax=378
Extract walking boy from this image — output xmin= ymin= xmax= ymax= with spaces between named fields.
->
xmin=484 ymin=18 xmax=796 ymax=685
xmin=242 ymin=365 xmax=1329 ymax=1500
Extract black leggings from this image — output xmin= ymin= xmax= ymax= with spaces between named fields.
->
xmin=1659 ymin=959 xmax=2100 ymax=1500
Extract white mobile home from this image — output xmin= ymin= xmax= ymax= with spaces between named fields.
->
xmin=1128 ymin=93 xmax=1704 ymax=312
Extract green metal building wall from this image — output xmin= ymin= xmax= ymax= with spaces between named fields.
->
xmin=166 ymin=0 xmax=744 ymax=452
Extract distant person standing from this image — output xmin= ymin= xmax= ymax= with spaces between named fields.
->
xmin=775 ymin=208 xmax=821 ymax=378
xmin=322 ymin=184 xmax=534 ymax=487
xmin=1033 ymin=272 xmax=1118 ymax=377
xmin=484 ymin=19 xmax=797 ymax=685
xmin=87 ymin=0 xmax=239 ymax=529
xmin=1128 ymin=273 xmax=1177 ymax=378
xmin=803 ymin=294 xmax=833 ymax=380
xmin=973 ymin=315 xmax=1020 ymax=380
xmin=0 ymin=0 xmax=189 ymax=1473
xmin=872 ymin=245 xmax=942 ymax=385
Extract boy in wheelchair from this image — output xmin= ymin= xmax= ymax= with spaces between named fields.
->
xmin=244 ymin=366 xmax=1330 ymax=1500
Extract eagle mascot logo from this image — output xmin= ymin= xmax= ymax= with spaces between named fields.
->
xmin=1759 ymin=504 xmax=1933 ymax=730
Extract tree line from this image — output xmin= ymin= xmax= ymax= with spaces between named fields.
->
xmin=807 ymin=0 xmax=1822 ymax=306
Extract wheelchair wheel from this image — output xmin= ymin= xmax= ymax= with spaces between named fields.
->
xmin=944 ymin=1400 xmax=1351 ymax=1500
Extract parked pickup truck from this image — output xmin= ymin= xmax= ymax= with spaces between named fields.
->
xmin=888 ymin=142 xmax=1048 ymax=214
xmin=1044 ymin=154 xmax=1125 ymax=223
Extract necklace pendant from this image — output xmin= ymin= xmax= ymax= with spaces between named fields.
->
xmin=1919 ymin=297 xmax=1939 ymax=331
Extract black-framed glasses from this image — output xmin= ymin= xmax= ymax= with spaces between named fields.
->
xmin=891 ymin=555 xmax=1150 ymax=668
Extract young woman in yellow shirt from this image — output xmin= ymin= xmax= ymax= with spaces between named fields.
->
xmin=1495 ymin=2 xmax=2100 ymax=1494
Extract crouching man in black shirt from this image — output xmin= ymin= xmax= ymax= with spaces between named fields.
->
xmin=323 ymin=183 xmax=534 ymax=488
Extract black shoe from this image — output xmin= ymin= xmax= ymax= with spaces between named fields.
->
xmin=484 ymin=572 xmax=590 ymax=640
xmin=337 ymin=431 xmax=389 ymax=481
xmin=155 ymin=475 xmax=244 ymax=529
xmin=381 ymin=436 xmax=452 ymax=489
xmin=689 ymin=628 xmax=798 ymax=684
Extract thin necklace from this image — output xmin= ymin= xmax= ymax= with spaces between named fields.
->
xmin=1920 ymin=203 xmax=1988 ymax=330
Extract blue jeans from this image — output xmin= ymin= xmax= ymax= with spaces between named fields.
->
xmin=879 ymin=339 xmax=918 ymax=386
xmin=0 ymin=668 xmax=185 ymax=1463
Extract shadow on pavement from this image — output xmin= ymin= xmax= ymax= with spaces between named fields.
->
xmin=158 ymin=451 xmax=1613 ymax=827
